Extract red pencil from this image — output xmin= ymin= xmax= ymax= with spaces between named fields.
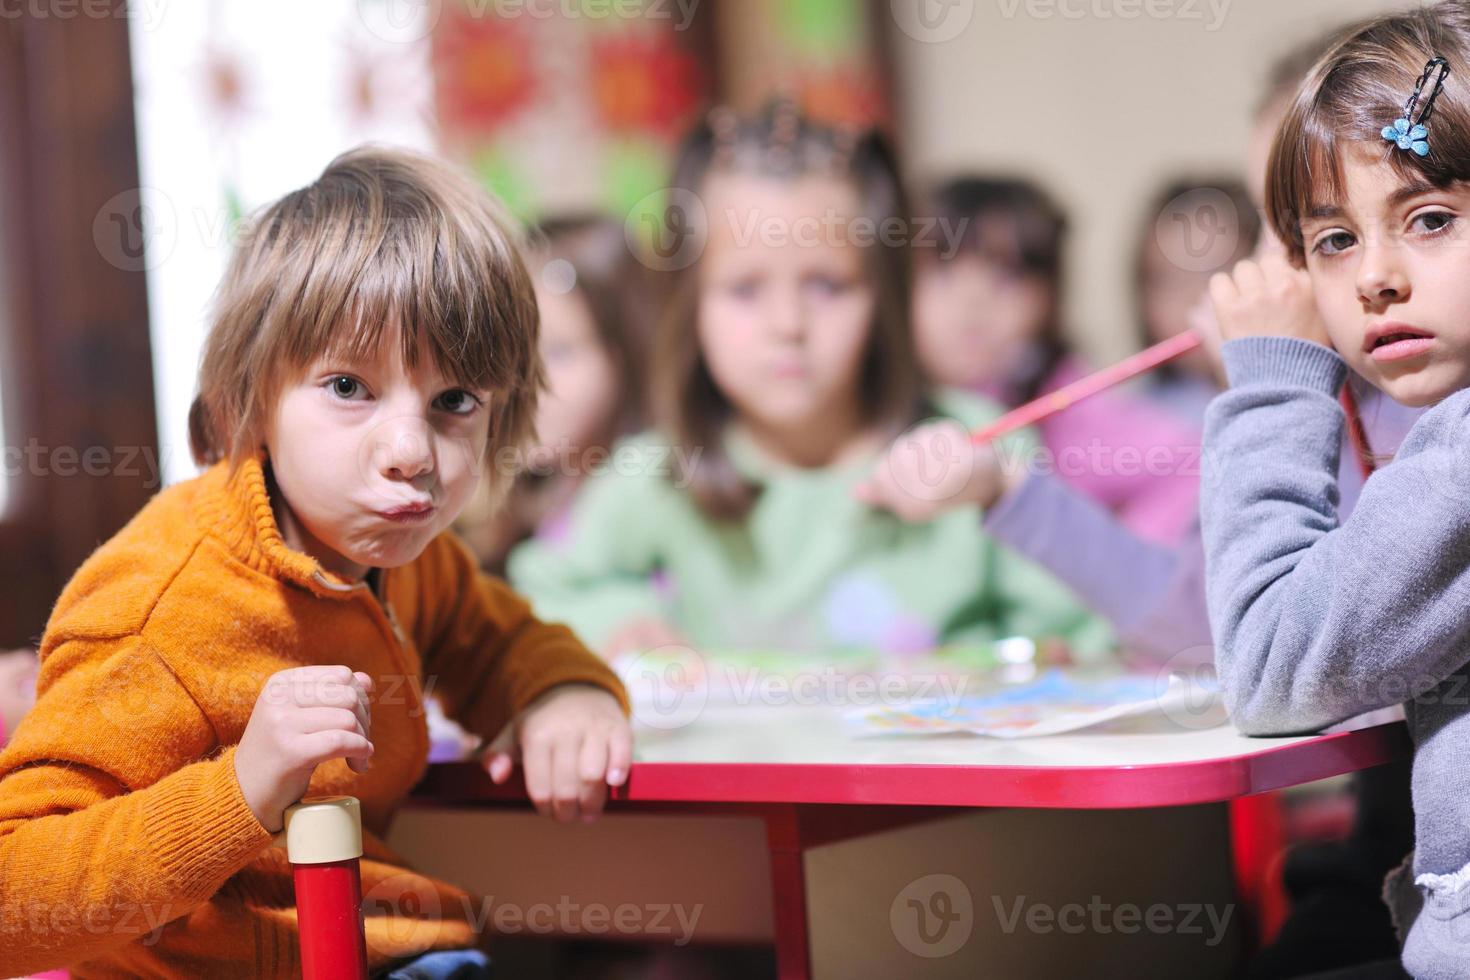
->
xmin=970 ymin=331 xmax=1204 ymax=445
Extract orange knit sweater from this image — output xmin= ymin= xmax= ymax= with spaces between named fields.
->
xmin=0 ymin=455 xmax=629 ymax=978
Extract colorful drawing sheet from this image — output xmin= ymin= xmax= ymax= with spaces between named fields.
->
xmin=843 ymin=669 xmax=1221 ymax=739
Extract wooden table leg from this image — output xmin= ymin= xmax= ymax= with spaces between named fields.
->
xmin=763 ymin=805 xmax=811 ymax=980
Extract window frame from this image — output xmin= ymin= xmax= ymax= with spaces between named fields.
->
xmin=0 ymin=14 xmax=159 ymax=648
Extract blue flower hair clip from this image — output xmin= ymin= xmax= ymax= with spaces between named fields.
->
xmin=1382 ymin=118 xmax=1430 ymax=156
xmin=1384 ymin=56 xmax=1451 ymax=158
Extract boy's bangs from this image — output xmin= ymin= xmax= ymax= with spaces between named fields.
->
xmin=190 ymin=146 xmax=542 ymax=468
xmin=272 ymin=203 xmax=532 ymax=399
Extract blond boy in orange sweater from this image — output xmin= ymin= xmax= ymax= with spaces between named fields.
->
xmin=0 ymin=146 xmax=632 ymax=978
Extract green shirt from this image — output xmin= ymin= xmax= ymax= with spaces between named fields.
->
xmin=508 ymin=389 xmax=1115 ymax=659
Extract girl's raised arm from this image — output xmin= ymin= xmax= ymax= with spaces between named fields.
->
xmin=1203 ymin=337 xmax=1470 ymax=735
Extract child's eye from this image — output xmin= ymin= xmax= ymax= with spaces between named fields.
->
xmin=328 ymin=376 xmax=368 ymax=400
xmin=726 ymin=279 xmax=761 ymax=300
xmin=804 ymin=274 xmax=851 ymax=296
xmin=1412 ymin=211 xmax=1455 ymax=236
xmin=434 ymin=389 xmax=482 ymax=415
xmin=1312 ymin=231 xmax=1356 ymax=256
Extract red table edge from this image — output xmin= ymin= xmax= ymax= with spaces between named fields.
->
xmin=412 ymin=721 xmax=1410 ymax=811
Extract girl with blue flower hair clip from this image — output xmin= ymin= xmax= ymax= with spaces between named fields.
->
xmin=1383 ymin=55 xmax=1450 ymax=156
xmin=1204 ymin=2 xmax=1470 ymax=977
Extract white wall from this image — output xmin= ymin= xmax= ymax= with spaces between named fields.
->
xmin=890 ymin=0 xmax=1412 ymax=364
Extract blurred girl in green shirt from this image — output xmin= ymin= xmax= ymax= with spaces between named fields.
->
xmin=510 ymin=102 xmax=1113 ymax=662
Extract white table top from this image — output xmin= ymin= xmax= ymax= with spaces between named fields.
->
xmin=419 ymin=698 xmax=1409 ymax=809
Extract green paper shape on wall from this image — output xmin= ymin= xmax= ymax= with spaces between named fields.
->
xmin=223 ymin=184 xmax=246 ymax=236
xmin=602 ymin=138 xmax=672 ymax=217
xmin=777 ymin=0 xmax=863 ymax=62
xmin=469 ymin=143 xmax=536 ymax=220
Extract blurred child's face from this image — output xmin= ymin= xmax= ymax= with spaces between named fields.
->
xmin=533 ymin=280 xmax=618 ymax=462
xmin=912 ymin=251 xmax=1052 ymax=389
xmin=1302 ymin=142 xmax=1470 ymax=408
xmin=266 ymin=332 xmax=492 ymax=579
xmin=697 ymin=172 xmax=875 ymax=437
xmin=1141 ymin=237 xmax=1216 ymax=377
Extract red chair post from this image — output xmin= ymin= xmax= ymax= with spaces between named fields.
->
xmin=281 ymin=796 xmax=369 ymax=980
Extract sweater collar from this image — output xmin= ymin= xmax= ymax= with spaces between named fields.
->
xmin=196 ymin=453 xmax=372 ymax=600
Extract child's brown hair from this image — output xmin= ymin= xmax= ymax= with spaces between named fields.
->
xmin=1268 ymin=1 xmax=1470 ymax=263
xmin=188 ymin=145 xmax=543 ymax=501
xmin=650 ymin=100 xmax=927 ymax=522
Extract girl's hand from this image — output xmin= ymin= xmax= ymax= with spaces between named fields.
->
xmin=234 ymin=665 xmax=375 ymax=834
xmin=1185 ymin=294 xmax=1227 ymax=387
xmin=601 ymin=618 xmax=687 ymax=661
xmin=1209 ymin=253 xmax=1331 ymax=348
xmin=481 ymin=683 xmax=632 ymax=824
xmin=854 ymin=419 xmax=1021 ymax=522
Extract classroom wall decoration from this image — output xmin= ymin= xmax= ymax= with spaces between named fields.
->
xmin=714 ymin=0 xmax=892 ymax=128
xmin=430 ymin=0 xmax=711 ymax=220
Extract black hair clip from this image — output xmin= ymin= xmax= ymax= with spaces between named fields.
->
xmin=1384 ymin=56 xmax=1451 ymax=157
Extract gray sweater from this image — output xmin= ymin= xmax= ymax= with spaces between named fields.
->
xmin=1202 ymin=336 xmax=1470 ymax=979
